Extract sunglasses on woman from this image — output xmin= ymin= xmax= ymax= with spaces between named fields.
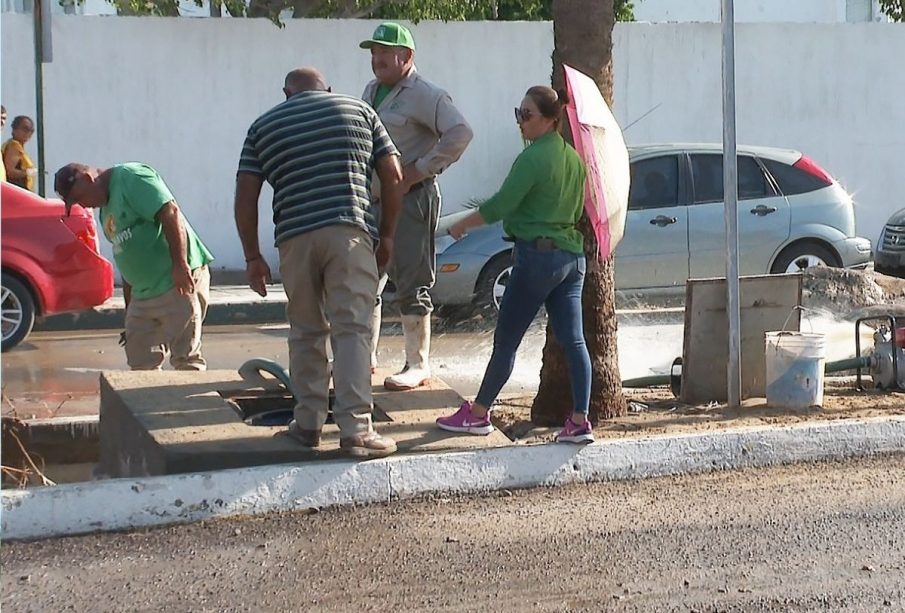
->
xmin=513 ymin=107 xmax=535 ymax=123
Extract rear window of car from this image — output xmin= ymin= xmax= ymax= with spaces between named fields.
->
xmin=690 ymin=154 xmax=771 ymax=203
xmin=629 ymin=156 xmax=679 ymax=210
xmin=761 ymin=158 xmax=832 ymax=196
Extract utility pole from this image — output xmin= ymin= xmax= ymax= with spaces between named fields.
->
xmin=721 ymin=0 xmax=741 ymax=408
xmin=32 ymin=0 xmax=52 ymax=196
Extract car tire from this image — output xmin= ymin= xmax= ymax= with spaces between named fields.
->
xmin=1 ymin=272 xmax=36 ymax=352
xmin=475 ymin=251 xmax=513 ymax=312
xmin=770 ymin=242 xmax=840 ymax=274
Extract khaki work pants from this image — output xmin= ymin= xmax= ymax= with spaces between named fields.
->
xmin=124 ymin=265 xmax=210 ymax=371
xmin=279 ymin=225 xmax=377 ymax=437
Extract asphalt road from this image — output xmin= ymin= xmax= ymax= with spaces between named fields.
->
xmin=3 ymin=455 xmax=904 ymax=612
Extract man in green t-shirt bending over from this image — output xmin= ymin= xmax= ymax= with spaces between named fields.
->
xmin=54 ymin=162 xmax=214 ymax=370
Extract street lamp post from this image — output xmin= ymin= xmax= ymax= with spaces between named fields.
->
xmin=721 ymin=0 xmax=741 ymax=408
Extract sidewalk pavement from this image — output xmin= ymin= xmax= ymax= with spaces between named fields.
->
xmin=35 ymin=284 xmax=685 ymax=332
xmin=35 ymin=285 xmax=290 ymax=332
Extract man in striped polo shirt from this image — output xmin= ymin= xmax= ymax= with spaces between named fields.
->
xmin=234 ymin=67 xmax=404 ymax=459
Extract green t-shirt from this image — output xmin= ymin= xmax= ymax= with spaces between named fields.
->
xmin=100 ymin=163 xmax=213 ymax=300
xmin=479 ymin=131 xmax=587 ymax=254
xmin=372 ymin=83 xmax=394 ymax=110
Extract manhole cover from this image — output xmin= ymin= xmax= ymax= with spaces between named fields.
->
xmin=220 ymin=390 xmax=391 ymax=427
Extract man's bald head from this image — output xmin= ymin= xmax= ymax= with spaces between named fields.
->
xmin=283 ymin=68 xmax=328 ymax=97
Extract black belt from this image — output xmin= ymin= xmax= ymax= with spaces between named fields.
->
xmin=506 ymin=236 xmax=559 ymax=252
xmin=408 ymin=178 xmax=434 ymax=192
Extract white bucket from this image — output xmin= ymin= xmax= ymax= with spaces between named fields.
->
xmin=764 ymin=331 xmax=827 ymax=408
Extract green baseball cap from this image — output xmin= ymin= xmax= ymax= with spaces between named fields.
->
xmin=359 ymin=22 xmax=415 ymax=51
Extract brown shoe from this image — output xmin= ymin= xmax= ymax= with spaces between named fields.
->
xmin=340 ymin=431 xmax=397 ymax=459
xmin=286 ymin=420 xmax=320 ymax=448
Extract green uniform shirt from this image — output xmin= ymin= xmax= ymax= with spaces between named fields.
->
xmin=478 ymin=131 xmax=587 ymax=254
xmin=100 ymin=163 xmax=213 ymax=300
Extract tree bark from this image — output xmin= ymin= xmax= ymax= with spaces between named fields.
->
xmin=531 ymin=0 xmax=625 ymax=426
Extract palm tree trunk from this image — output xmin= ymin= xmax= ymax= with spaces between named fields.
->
xmin=531 ymin=0 xmax=625 ymax=425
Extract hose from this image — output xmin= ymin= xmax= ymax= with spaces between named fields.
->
xmin=621 ymin=355 xmax=872 ymax=389
xmin=238 ymin=358 xmax=298 ymax=401
xmin=622 ymin=374 xmax=671 ymax=388
xmin=825 ymin=356 xmax=870 ymax=373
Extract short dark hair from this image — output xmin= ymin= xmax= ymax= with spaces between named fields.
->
xmin=54 ymin=163 xmax=89 ymax=207
xmin=11 ymin=115 xmax=33 ymax=130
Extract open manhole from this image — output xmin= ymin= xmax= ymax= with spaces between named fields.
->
xmin=220 ymin=390 xmax=392 ymax=427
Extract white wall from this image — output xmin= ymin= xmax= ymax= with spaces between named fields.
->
xmin=3 ymin=0 xmax=887 ymax=21
xmin=0 ymin=16 xmax=552 ymax=272
xmin=633 ymin=0 xmax=886 ymax=23
xmin=3 ymin=17 xmax=904 ymax=274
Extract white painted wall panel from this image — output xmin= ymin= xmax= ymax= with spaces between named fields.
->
xmin=3 ymin=17 xmax=903 ymax=274
xmin=634 ymin=0 xmax=857 ymax=23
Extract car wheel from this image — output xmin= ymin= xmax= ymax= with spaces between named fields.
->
xmin=770 ymin=242 xmax=840 ymax=274
xmin=1 ymin=272 xmax=36 ymax=352
xmin=475 ymin=251 xmax=513 ymax=312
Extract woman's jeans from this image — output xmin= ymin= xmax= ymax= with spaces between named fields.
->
xmin=475 ymin=240 xmax=592 ymax=415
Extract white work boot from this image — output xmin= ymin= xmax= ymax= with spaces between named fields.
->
xmin=384 ymin=314 xmax=431 ymax=391
xmin=370 ymin=303 xmax=381 ymax=373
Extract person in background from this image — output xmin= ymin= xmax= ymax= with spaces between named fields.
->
xmin=0 ymin=106 xmax=7 ymax=183
xmin=3 ymin=115 xmax=37 ymax=191
xmin=235 ymin=68 xmax=404 ymax=459
xmin=436 ymin=85 xmax=595 ymax=444
xmin=360 ymin=22 xmax=473 ymax=391
xmin=54 ymin=162 xmax=213 ymax=371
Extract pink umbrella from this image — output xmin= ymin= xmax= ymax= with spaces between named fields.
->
xmin=563 ymin=64 xmax=630 ymax=261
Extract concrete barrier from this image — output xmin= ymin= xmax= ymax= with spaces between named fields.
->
xmin=4 ymin=416 xmax=904 ymax=541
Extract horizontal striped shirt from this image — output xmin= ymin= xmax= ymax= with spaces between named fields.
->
xmin=238 ymin=91 xmax=399 ymax=246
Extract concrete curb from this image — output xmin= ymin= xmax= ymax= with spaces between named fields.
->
xmin=3 ymin=416 xmax=904 ymax=541
xmin=33 ymin=294 xmax=685 ymax=332
xmin=35 ymin=301 xmax=290 ymax=331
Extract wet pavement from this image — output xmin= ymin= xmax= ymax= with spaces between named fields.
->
xmin=2 ymin=322 xmax=543 ymax=420
xmin=2 ymin=313 xmax=864 ymax=421
xmin=3 ymin=455 xmax=903 ymax=611
xmin=1 ymin=317 xmax=689 ymax=420
xmin=2 ymin=325 xmax=295 ymax=420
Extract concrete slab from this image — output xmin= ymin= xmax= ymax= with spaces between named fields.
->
xmin=98 ymin=369 xmax=511 ymax=478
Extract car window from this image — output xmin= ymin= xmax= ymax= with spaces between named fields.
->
xmin=691 ymin=154 xmax=771 ymax=203
xmin=628 ymin=156 xmax=679 ymax=210
xmin=761 ymin=158 xmax=832 ymax=196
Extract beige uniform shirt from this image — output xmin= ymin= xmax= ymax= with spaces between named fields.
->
xmin=362 ymin=66 xmax=473 ymax=179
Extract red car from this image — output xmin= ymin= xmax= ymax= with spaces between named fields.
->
xmin=1 ymin=182 xmax=114 ymax=351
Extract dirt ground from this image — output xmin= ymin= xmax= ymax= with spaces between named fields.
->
xmin=802 ymin=265 xmax=905 ymax=318
xmin=493 ymin=267 xmax=905 ymax=442
xmin=493 ymin=382 xmax=905 ymax=442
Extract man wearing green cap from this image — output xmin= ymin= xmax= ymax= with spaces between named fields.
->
xmin=360 ymin=21 xmax=473 ymax=392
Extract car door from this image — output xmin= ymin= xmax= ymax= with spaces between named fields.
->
xmin=615 ymin=154 xmax=690 ymax=289
xmin=686 ymin=153 xmax=791 ymax=278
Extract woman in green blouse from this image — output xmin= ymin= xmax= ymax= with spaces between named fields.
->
xmin=436 ymin=85 xmax=593 ymax=444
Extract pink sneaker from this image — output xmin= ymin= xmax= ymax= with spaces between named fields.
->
xmin=555 ymin=416 xmax=594 ymax=444
xmin=436 ymin=401 xmax=494 ymax=435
